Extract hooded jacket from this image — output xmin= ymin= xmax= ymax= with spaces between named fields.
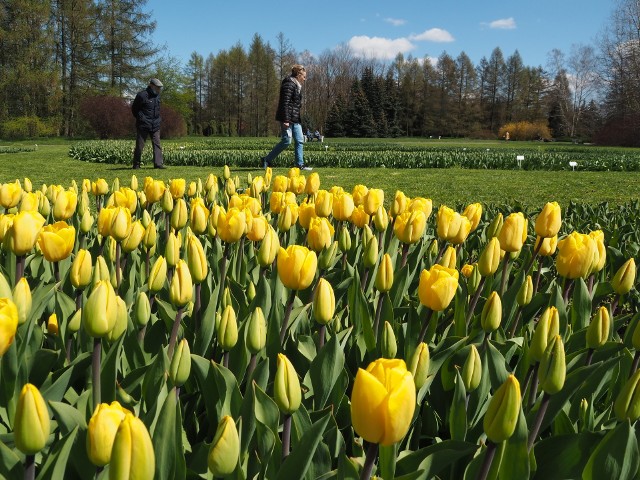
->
xmin=275 ymin=76 xmax=302 ymax=123
xmin=132 ymin=86 xmax=161 ymax=132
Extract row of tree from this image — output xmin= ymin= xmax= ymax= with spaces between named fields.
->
xmin=1 ymin=0 xmax=639 ymax=144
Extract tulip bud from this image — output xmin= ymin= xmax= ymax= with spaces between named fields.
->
xmin=481 ymin=291 xmax=502 ymax=333
xmin=338 ymin=225 xmax=351 ymax=253
xmin=169 ymin=339 xmax=191 ymax=387
xmin=109 ymin=414 xmax=155 ymax=480
xmin=277 ymin=245 xmax=317 ymax=291
xmin=257 ymin=224 xmax=279 ymax=267
xmin=70 ymin=249 xmax=93 ymax=290
xmin=381 ymin=321 xmax=397 ymax=359
xmin=461 ymin=344 xmax=481 ymax=392
xmin=14 ymin=383 xmax=50 ymax=455
xmin=171 ymin=198 xmax=188 ymax=230
xmin=187 ymin=234 xmax=208 ymax=283
xmin=86 ymin=401 xmax=129 ymax=466
xmin=538 ymin=335 xmax=566 ymax=395
xmin=586 ymin=306 xmax=610 ymax=349
xmin=274 ymin=353 xmax=301 ymax=414
xmin=80 ymin=210 xmax=94 ymax=234
xmin=486 ymin=213 xmax=503 ymax=239
xmin=418 ymin=264 xmax=459 ymax=312
xmin=133 ymin=291 xmax=151 ymax=327
xmin=535 ymin=202 xmax=562 ymax=238
xmin=409 ymin=342 xmax=430 ymax=390
xmin=246 ymin=307 xmax=267 ymax=354
xmin=148 ymin=256 xmax=167 ymax=293
xmin=483 ymin=374 xmax=521 ymax=443
xmin=218 ymin=305 xmax=238 ymax=351
xmin=223 ymin=165 xmax=231 ymax=180
xmin=373 ymin=205 xmax=389 ymax=232
xmin=318 ymin=241 xmax=338 ymax=271
xmin=106 ymin=296 xmax=127 ymax=342
xmin=313 ymin=278 xmax=335 ymax=325
xmin=47 ymin=313 xmax=58 ymax=335
xmin=614 ymin=370 xmax=640 ymax=422
xmin=467 ymin=264 xmax=481 ymax=294
xmin=208 ymin=415 xmax=239 ymax=477
xmin=161 ymin=189 xmax=174 ymax=213
xmin=439 ymin=245 xmax=457 ymax=269
xmin=517 ymin=275 xmax=534 ymax=307
xmin=142 ymin=221 xmax=157 ymax=249
xmin=611 ymin=258 xmax=636 ymax=295
xmin=165 ymin=231 xmax=180 ymax=267
xmin=83 ymin=280 xmax=118 ymax=338
xmin=68 ymin=308 xmax=82 ymax=333
xmin=221 ymin=287 xmax=232 ymax=310
xmin=170 ymin=260 xmax=193 ymax=307
xmin=375 ymin=253 xmax=394 ymax=292
xmin=530 ymin=306 xmax=560 ymax=363
xmin=12 ymin=277 xmax=32 ymax=325
xmin=363 ymin=233 xmax=378 ymax=268
xmin=478 ymin=237 xmax=501 ymax=277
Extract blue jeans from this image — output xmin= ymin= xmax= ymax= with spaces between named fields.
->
xmin=264 ymin=122 xmax=304 ymax=166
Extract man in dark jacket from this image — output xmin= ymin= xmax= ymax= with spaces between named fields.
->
xmin=261 ymin=65 xmax=311 ymax=170
xmin=131 ymin=78 xmax=165 ymax=169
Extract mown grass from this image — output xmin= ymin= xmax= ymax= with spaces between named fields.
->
xmin=1 ymin=139 xmax=639 ymax=208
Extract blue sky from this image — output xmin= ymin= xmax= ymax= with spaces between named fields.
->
xmin=147 ymin=0 xmax=612 ymax=68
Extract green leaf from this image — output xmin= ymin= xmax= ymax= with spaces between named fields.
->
xmin=100 ymin=335 xmax=124 ymax=404
xmin=152 ymin=387 xmax=186 ymax=480
xmin=275 ymin=412 xmax=331 ymax=480
xmin=309 ymin=334 xmax=345 ymax=410
xmin=396 ymin=440 xmax=477 ymax=477
xmin=570 ymin=277 xmax=592 ymax=331
xmin=583 ymin=421 xmax=640 ymax=480
xmin=211 ymin=362 xmax=243 ymax=419
xmin=379 ymin=443 xmax=397 ymax=480
xmin=348 ymin=271 xmax=376 ymax=352
xmin=0 ymin=439 xmax=22 ymax=480
xmin=498 ymin=407 xmax=529 ymax=479
xmin=533 ymin=432 xmax=601 ymax=479
xmin=35 ymin=427 xmax=78 ymax=480
xmin=450 ymin=370 xmax=468 ymax=441
xmin=48 ymin=401 xmax=87 ymax=435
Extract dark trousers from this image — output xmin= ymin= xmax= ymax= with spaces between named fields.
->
xmin=133 ymin=129 xmax=163 ymax=167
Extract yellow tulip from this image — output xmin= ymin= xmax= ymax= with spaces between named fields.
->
xmin=418 ymin=264 xmax=459 ymax=312
xmin=13 ymin=277 xmax=32 ymax=325
xmin=313 ymin=278 xmax=335 ymax=325
xmin=409 ymin=343 xmax=430 ymax=390
xmin=148 ymin=256 xmax=167 ymax=292
xmin=352 ymin=184 xmax=368 ymax=207
xmin=0 ymin=213 xmax=14 ymax=242
xmin=390 ymin=190 xmax=408 ymax=217
xmin=52 ymin=189 xmax=77 ymax=221
xmin=208 ymin=416 xmax=239 ymax=477
xmin=217 ymin=207 xmax=245 ymax=243
xmin=170 ymin=198 xmax=188 ymax=231
xmin=350 ymin=205 xmax=370 ymax=229
xmin=5 ymin=210 xmax=46 ymax=256
xmin=277 ymin=203 xmax=296 ymax=232
xmin=277 ymin=245 xmax=317 ymax=291
xmin=109 ymin=414 xmax=155 ymax=480
xmin=187 ymin=234 xmax=208 ymax=283
xmin=535 ymin=235 xmax=558 ymax=256
xmin=363 ymin=188 xmax=384 ymax=215
xmin=170 ymin=259 xmax=193 ymax=307
xmin=478 ymin=237 xmax=501 ymax=276
xmin=143 ymin=177 xmax=165 ymax=204
xmin=189 ymin=197 xmax=210 ymax=235
xmin=332 ymin=192 xmax=355 ymax=221
xmin=80 ymin=210 xmax=94 ymax=234
xmin=481 ymin=291 xmax=502 ymax=332
xmin=247 ymin=307 xmax=267 ymax=354
xmin=497 ymin=212 xmax=527 ymax=252
xmin=109 ymin=207 xmax=132 ymax=242
xmin=121 ymin=221 xmax=145 ymax=253
xmin=169 ymin=178 xmax=186 ymax=199
xmin=13 ymin=383 xmax=50 ymax=455
xmin=274 ymin=353 xmax=302 ymax=414
xmin=351 ymin=358 xmax=416 ymax=446
xmin=288 ymin=174 xmax=306 ymax=195
xmin=439 ymin=245 xmax=457 ymax=269
xmin=0 ymin=181 xmax=22 ymax=209
xmin=246 ymin=214 xmax=268 ymax=242
xmin=307 ymin=217 xmax=334 ymax=252
xmin=462 ymin=202 xmax=483 ymax=232
xmin=556 ymin=231 xmax=598 ymax=279
xmin=305 ymin=172 xmax=320 ymax=195
xmin=375 ymin=253 xmax=394 ymax=292
xmin=538 ymin=335 xmax=566 ymax=395
xmin=83 ymin=280 xmax=118 ymax=338
xmin=258 ymin=225 xmax=280 ymax=267
xmin=437 ymin=206 xmax=471 ymax=244
xmin=535 ymin=201 xmax=562 ymax=238
xmin=588 ymin=230 xmax=606 ymax=275
xmin=530 ymin=306 xmax=560 ymax=363
xmin=169 ymin=339 xmax=191 ymax=387
xmin=113 ymin=187 xmax=137 ymax=213
xmin=165 ymin=231 xmax=180 ymax=267
xmin=97 ymin=206 xmax=114 ymax=238
xmin=47 ymin=313 xmax=58 ymax=335
xmin=86 ymin=401 xmax=130 ymax=466
xmin=408 ymin=197 xmax=433 ymax=218
xmin=38 ymin=221 xmax=76 ymax=262
xmin=298 ymin=201 xmax=317 ymax=230
xmin=92 ymin=178 xmax=109 ymax=196
xmin=483 ymin=375 xmax=521 ymax=443
xmin=272 ymin=175 xmax=288 ymax=193
xmin=587 ymin=306 xmax=610 ymax=349
xmin=611 ymin=258 xmax=636 ymax=295
xmin=0 ymin=298 xmax=19 ymax=356
xmin=142 ymin=221 xmax=157 ymax=249
xmin=19 ymin=192 xmax=39 ymax=212
xmin=315 ymin=190 xmax=333 ymax=217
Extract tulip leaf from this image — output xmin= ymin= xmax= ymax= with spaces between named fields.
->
xmin=582 ymin=421 xmax=640 ymax=480
xmin=194 ymin=282 xmax=218 ymax=356
xmin=141 ymin=346 xmax=169 ymax=413
xmin=533 ymin=431 xmax=601 ymax=478
xmin=275 ymin=411 xmax=331 ymax=480
xmin=211 ymin=362 xmax=243 ymax=419
xmin=48 ymin=400 xmax=87 ymax=435
xmin=348 ymin=271 xmax=376 ymax=352
xmin=450 ymin=370 xmax=468 ymax=441
xmin=41 ymin=352 xmax=90 ymax=403
xmin=309 ymin=334 xmax=345 ymax=410
xmin=27 ymin=348 xmax=58 ymax=388
xmin=570 ymin=277 xmax=592 ymax=331
xmin=253 ymin=383 xmax=280 ymax=436
xmin=33 ymin=426 xmax=78 ymax=480
xmin=336 ymin=453 xmax=360 ymax=479
xmin=190 ymin=355 xmax=218 ymax=435
xmin=379 ymin=443 xmax=397 ymax=480
xmin=501 ymin=268 xmax=525 ymax=328
xmin=0 ymin=439 xmax=22 ymax=479
xmin=100 ymin=335 xmax=124 ymax=405
xmin=483 ymin=340 xmax=509 ymax=390
xmin=152 ymin=388 xmax=186 ymax=480
xmin=498 ymin=406 xmax=529 ymax=480
xmin=395 ymin=440 xmax=477 ymax=477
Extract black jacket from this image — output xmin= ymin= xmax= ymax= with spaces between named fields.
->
xmin=275 ymin=76 xmax=302 ymax=123
xmin=131 ymin=86 xmax=161 ymax=132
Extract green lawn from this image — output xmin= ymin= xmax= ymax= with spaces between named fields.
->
xmin=1 ymin=140 xmax=639 ymax=208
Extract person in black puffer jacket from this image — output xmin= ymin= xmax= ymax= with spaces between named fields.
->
xmin=131 ymin=78 xmax=165 ymax=169
xmin=261 ymin=65 xmax=312 ymax=170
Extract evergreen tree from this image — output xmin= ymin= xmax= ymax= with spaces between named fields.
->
xmin=325 ymin=95 xmax=347 ymax=137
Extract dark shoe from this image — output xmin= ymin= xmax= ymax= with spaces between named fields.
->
xmin=132 ymin=165 xmax=140 ymax=170
xmin=299 ymin=165 xmax=313 ymax=171
xmin=261 ymin=157 xmax=271 ymax=169
xmin=154 ymin=165 xmax=166 ymax=169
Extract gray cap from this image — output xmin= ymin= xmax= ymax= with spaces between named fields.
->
xmin=149 ymin=78 xmax=163 ymax=87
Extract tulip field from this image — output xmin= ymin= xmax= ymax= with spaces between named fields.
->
xmin=0 ymin=165 xmax=639 ymax=479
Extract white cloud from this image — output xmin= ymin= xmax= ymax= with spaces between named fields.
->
xmin=489 ymin=17 xmax=516 ymax=29
xmin=347 ymin=35 xmax=415 ymax=60
xmin=410 ymin=28 xmax=455 ymax=43
xmin=384 ymin=17 xmax=406 ymax=27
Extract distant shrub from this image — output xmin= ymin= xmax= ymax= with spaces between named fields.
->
xmin=499 ymin=121 xmax=552 ymax=141
xmin=0 ymin=116 xmax=58 ymax=139
xmin=79 ymin=96 xmax=134 ymax=139
xmin=161 ymin=105 xmax=187 ymax=139
xmin=592 ymin=114 xmax=640 ymax=147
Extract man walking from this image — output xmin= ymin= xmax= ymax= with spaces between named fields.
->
xmin=132 ymin=78 xmax=165 ymax=169
xmin=261 ymin=65 xmax=312 ymax=170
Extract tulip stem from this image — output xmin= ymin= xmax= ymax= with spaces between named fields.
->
xmin=194 ymin=283 xmax=202 ymax=332
xmin=318 ymin=324 xmax=326 ymax=348
xmin=562 ymin=278 xmax=573 ymax=305
xmin=434 ymin=241 xmax=447 ymax=266
xmin=282 ymin=414 xmax=292 ymax=461
xmin=499 ymin=255 xmax=510 ymax=296
xmin=528 ymin=392 xmax=551 ymax=452
xmin=92 ymin=338 xmax=102 ymax=410
xmin=115 ymin=242 xmax=121 ymax=288
xmin=528 ymin=363 xmax=540 ymax=409
xmin=360 ymin=442 xmax=379 ymax=480
xmin=24 ymin=454 xmax=35 ymax=480
xmin=222 ymin=350 xmax=229 ymax=368
xmin=246 ymin=354 xmax=257 ymax=385
xmin=465 ymin=276 xmax=486 ymax=328
xmin=138 ymin=324 xmax=147 ymax=346
xmin=145 ymin=248 xmax=151 ymax=278
xmin=15 ymin=254 xmax=25 ymax=285
xmin=585 ymin=348 xmax=594 ymax=366
xmin=400 ymin=242 xmax=409 ymax=268
xmin=631 ymin=351 xmax=640 ymax=378
xmin=534 ymin=257 xmax=543 ymax=294
xmin=373 ymin=294 xmax=384 ymax=341
xmin=167 ymin=306 xmax=183 ymax=360
xmin=218 ymin=243 xmax=230 ymax=308
xmin=522 ymin=364 xmax=535 ymax=400
xmin=525 ymin=239 xmax=543 ymax=275
xmin=507 ymin=308 xmax=522 ymax=338
xmin=612 ymin=294 xmax=620 ymax=318
xmin=476 ymin=441 xmax=496 ymax=480
xmin=279 ymin=290 xmax=297 ymax=347
xmin=417 ymin=308 xmax=434 ymax=345
xmin=53 ymin=261 xmax=60 ymax=283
